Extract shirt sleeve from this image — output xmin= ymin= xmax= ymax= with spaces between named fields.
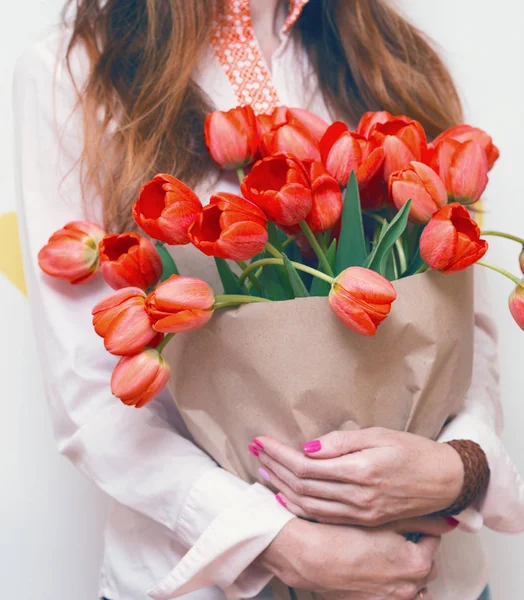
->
xmin=437 ymin=265 xmax=524 ymax=533
xmin=14 ymin=32 xmax=294 ymax=600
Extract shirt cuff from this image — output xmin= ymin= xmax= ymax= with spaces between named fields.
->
xmin=148 ymin=468 xmax=295 ymax=599
xmin=438 ymin=413 xmax=524 ymax=533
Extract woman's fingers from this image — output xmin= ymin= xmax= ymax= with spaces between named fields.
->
xmin=300 ymin=428 xmax=388 ymax=458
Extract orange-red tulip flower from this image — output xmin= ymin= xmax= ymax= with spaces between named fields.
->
xmin=420 ymin=203 xmax=488 ymax=273
xmin=431 ymin=139 xmax=489 ymax=205
xmin=320 ymin=122 xmax=385 ymax=189
xmin=389 ymin=161 xmax=447 ymax=224
xmin=146 ymin=274 xmax=214 ymax=333
xmin=38 ymin=220 xmax=106 ymax=284
xmin=92 ymin=287 xmax=158 ymax=356
xmin=369 ymin=117 xmax=428 ymax=181
xmin=258 ymin=107 xmax=328 ymax=161
xmin=519 ymin=247 xmax=524 ymax=275
xmin=302 ymin=160 xmax=343 ymax=232
xmin=133 ymin=174 xmax=202 ymax=245
xmin=430 ymin=124 xmax=499 ymax=171
xmin=356 ymin=110 xmax=405 ymax=138
xmin=205 ymin=106 xmax=259 ymax=169
xmin=509 ymin=282 xmax=524 ymax=331
xmin=329 ymin=266 xmax=397 ymax=336
xmin=240 ymin=153 xmax=313 ymax=227
xmin=111 ymin=348 xmax=171 ymax=408
xmin=188 ymin=192 xmax=268 ymax=260
xmin=99 ymin=232 xmax=163 ymax=291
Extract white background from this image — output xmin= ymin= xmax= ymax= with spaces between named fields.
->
xmin=1 ymin=0 xmax=523 ymax=598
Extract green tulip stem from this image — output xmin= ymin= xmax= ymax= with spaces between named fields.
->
xmin=395 ymin=238 xmax=408 ymax=274
xmin=481 ymin=230 xmax=524 ymax=246
xmin=299 ymin=221 xmax=335 ymax=277
xmin=238 ymin=258 xmax=334 ymax=287
xmin=282 ymin=237 xmax=294 ymax=249
xmin=264 ymin=241 xmax=283 ymax=259
xmin=235 ymin=260 xmax=262 ymax=292
xmin=236 ymin=168 xmax=246 ymax=185
xmin=156 ymin=333 xmax=175 ymax=354
xmin=476 ymin=260 xmax=521 ymax=286
xmin=214 ymin=294 xmax=272 ymax=309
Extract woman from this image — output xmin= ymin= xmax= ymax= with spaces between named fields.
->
xmin=14 ymin=0 xmax=524 ymax=599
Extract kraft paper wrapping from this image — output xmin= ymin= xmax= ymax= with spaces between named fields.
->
xmin=164 ymin=267 xmax=474 ymax=600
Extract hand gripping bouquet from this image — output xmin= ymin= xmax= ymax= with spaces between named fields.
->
xmin=40 ymin=105 xmax=524 ymax=598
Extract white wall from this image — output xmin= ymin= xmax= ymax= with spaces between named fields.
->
xmin=1 ymin=1 xmax=523 ymax=599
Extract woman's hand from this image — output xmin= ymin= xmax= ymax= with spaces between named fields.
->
xmin=257 ymin=515 xmax=454 ymax=599
xmin=253 ymin=428 xmax=464 ymax=526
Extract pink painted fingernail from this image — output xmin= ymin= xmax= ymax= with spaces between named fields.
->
xmin=258 ymin=468 xmax=270 ymax=481
xmin=253 ymin=438 xmax=264 ymax=450
xmin=248 ymin=444 xmax=260 ymax=457
xmin=276 ymin=493 xmax=287 ymax=507
xmin=302 ymin=440 xmax=321 ymax=453
xmin=445 ymin=516 xmax=459 ymax=528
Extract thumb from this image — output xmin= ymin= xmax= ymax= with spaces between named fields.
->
xmin=301 ymin=428 xmax=383 ymax=458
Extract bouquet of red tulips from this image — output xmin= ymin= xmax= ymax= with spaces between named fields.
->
xmin=39 ymin=106 xmax=524 ymax=598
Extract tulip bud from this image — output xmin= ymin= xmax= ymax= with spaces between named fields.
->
xmin=420 ymin=203 xmax=488 ymax=273
xmin=38 ymin=220 xmax=105 ymax=284
xmin=320 ymin=122 xmax=385 ymax=189
xmin=302 ymin=160 xmax=343 ymax=232
xmin=389 ymin=161 xmax=447 ymax=224
xmin=258 ymin=107 xmax=327 ymax=161
xmin=430 ymin=124 xmax=499 ymax=171
xmin=188 ymin=192 xmax=268 ymax=260
xmin=92 ymin=287 xmax=158 ymax=356
xmin=240 ymin=153 xmax=313 ymax=227
xmin=146 ymin=274 xmax=215 ymax=333
xmin=356 ymin=110 xmax=402 ymax=138
xmin=509 ymin=281 xmax=524 ymax=331
xmin=520 ymin=246 xmax=524 ymax=275
xmin=432 ymin=139 xmax=489 ymax=204
xmin=205 ymin=106 xmax=259 ymax=169
xmin=328 ymin=266 xmax=397 ymax=336
xmin=133 ymin=174 xmax=202 ymax=245
xmin=111 ymin=348 xmax=171 ymax=408
xmin=99 ymin=232 xmax=163 ymax=291
xmin=369 ymin=117 xmax=428 ymax=181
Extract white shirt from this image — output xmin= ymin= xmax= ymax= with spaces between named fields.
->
xmin=13 ymin=15 xmax=524 ymax=600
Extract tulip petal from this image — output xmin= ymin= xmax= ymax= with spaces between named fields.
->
xmin=217 ymin=221 xmax=269 ymax=260
xmin=153 ymin=309 xmax=213 ymax=333
xmin=104 ymin=305 xmax=157 ymax=356
xmin=152 ymin=276 xmax=215 ymax=311
xmin=92 ymin=287 xmax=146 ymax=315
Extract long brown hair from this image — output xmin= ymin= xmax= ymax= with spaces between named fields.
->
xmin=63 ymin=0 xmax=463 ymax=233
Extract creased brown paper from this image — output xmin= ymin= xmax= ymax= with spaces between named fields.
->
xmin=164 ymin=268 xmax=474 ymax=599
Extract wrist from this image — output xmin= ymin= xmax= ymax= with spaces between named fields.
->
xmin=434 ymin=441 xmax=465 ymax=511
xmin=256 ymin=517 xmax=314 ymax=586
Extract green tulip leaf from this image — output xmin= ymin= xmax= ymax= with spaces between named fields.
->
xmin=365 ymin=201 xmax=412 ymax=275
xmin=282 ymin=253 xmax=310 ymax=298
xmin=334 ymin=172 xmax=367 ymax=274
xmin=214 ymin=258 xmax=246 ymax=295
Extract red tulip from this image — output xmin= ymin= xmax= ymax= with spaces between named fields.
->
xmin=240 ymin=153 xmax=313 ymax=227
xmin=356 ymin=111 xmax=403 ymax=138
xmin=111 ymin=348 xmax=171 ymax=408
xmin=205 ymin=106 xmax=259 ymax=169
xmin=430 ymin=124 xmax=499 ymax=171
xmin=329 ymin=266 xmax=397 ymax=336
xmin=146 ymin=274 xmax=214 ymax=333
xmin=92 ymin=287 xmax=159 ymax=356
xmin=258 ymin=107 xmax=328 ymax=161
xmin=509 ymin=282 xmax=524 ymax=331
xmin=320 ymin=122 xmax=385 ymax=188
xmin=188 ymin=192 xmax=268 ymax=260
xmin=388 ymin=161 xmax=447 ymax=224
xmin=360 ymin=178 xmax=389 ymax=212
xmin=420 ymin=203 xmax=488 ymax=273
xmin=370 ymin=117 xmax=428 ymax=181
xmin=302 ymin=160 xmax=343 ymax=232
xmin=133 ymin=174 xmax=202 ymax=245
xmin=431 ymin=139 xmax=489 ymax=204
xmin=38 ymin=221 xmax=105 ymax=284
xmin=99 ymin=232 xmax=163 ymax=291
xmin=519 ymin=247 xmax=524 ymax=275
